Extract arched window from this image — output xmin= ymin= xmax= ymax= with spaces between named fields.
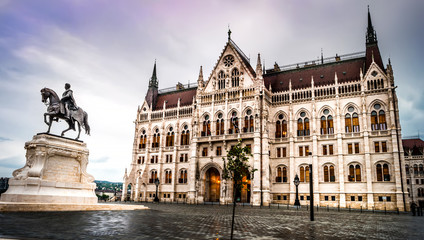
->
xmin=229 ymin=111 xmax=239 ymax=134
xmin=419 ymin=164 xmax=423 ymax=175
xmin=376 ymin=163 xmax=390 ymax=181
xmin=231 ymin=68 xmax=240 ymax=87
xmin=243 ymin=109 xmax=254 ymax=133
xmin=414 ymin=164 xmax=418 ymax=175
xmin=371 ymin=104 xmax=387 ymax=131
xmin=323 ymin=164 xmax=336 ymax=182
xmin=166 ymin=127 xmax=174 ymax=147
xmin=149 ymin=170 xmax=158 ymax=183
xmin=275 ymin=166 xmax=287 ymax=183
xmin=405 ymin=164 xmax=410 ymax=175
xmin=275 ymin=114 xmax=287 ymax=138
xmin=320 ymin=109 xmax=334 ymax=135
xmin=218 ymin=71 xmax=225 ymax=90
xmin=179 ymin=169 xmax=188 ymax=184
xmin=152 ymin=128 xmax=160 ymax=148
xmin=180 ymin=125 xmax=190 ymax=145
xmin=299 ymin=165 xmax=310 ymax=182
xmin=139 ymin=130 xmax=147 ymax=149
xmin=348 ymin=164 xmax=361 ymax=182
xmin=345 ymin=107 xmax=360 ymax=133
xmin=165 ymin=169 xmax=172 ymax=184
xmin=202 ymin=115 xmax=211 ymax=136
xmin=216 ymin=113 xmax=225 ymax=135
xmin=297 ymin=112 xmax=310 ymax=136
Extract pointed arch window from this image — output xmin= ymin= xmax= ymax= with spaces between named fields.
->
xmin=216 ymin=113 xmax=225 ymax=135
xmin=414 ymin=164 xmax=418 ymax=175
xmin=152 ymin=129 xmax=160 ymax=148
xmin=276 ymin=166 xmax=287 ymax=183
xmin=297 ymin=112 xmax=310 ymax=136
xmin=376 ymin=163 xmax=390 ymax=181
xmin=149 ymin=170 xmax=158 ymax=184
xmin=405 ymin=164 xmax=410 ymax=175
xmin=231 ymin=68 xmax=240 ymax=87
xmin=345 ymin=107 xmax=360 ymax=133
xmin=275 ymin=114 xmax=287 ymax=138
xmin=139 ymin=130 xmax=147 ymax=149
xmin=348 ymin=164 xmax=361 ymax=182
xmin=244 ymin=109 xmax=254 ymax=133
xmin=299 ymin=165 xmax=310 ymax=182
xmin=202 ymin=115 xmax=211 ymax=136
xmin=323 ymin=164 xmax=336 ymax=182
xmin=320 ymin=109 xmax=334 ymax=135
xmin=229 ymin=111 xmax=239 ymax=134
xmin=371 ymin=104 xmax=387 ymax=131
xmin=165 ymin=169 xmax=172 ymax=184
xmin=180 ymin=125 xmax=190 ymax=145
xmin=179 ymin=169 xmax=188 ymax=184
xmin=166 ymin=127 xmax=175 ymax=147
xmin=218 ymin=71 xmax=225 ymax=90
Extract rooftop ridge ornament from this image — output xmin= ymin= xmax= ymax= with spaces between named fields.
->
xmin=40 ymin=83 xmax=90 ymax=140
xmin=228 ymin=28 xmax=232 ymax=40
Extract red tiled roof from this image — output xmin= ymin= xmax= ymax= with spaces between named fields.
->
xmin=365 ymin=44 xmax=385 ymax=73
xmin=154 ymin=88 xmax=197 ymax=110
xmin=402 ymin=139 xmax=424 ymax=149
xmin=264 ymin=58 xmax=365 ymax=92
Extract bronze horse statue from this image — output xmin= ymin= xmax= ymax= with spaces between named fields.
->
xmin=40 ymin=88 xmax=90 ymax=140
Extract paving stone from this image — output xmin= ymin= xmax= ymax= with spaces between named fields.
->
xmin=0 ymin=202 xmax=422 ymax=239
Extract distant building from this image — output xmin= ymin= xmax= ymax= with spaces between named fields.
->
xmin=403 ymin=138 xmax=424 ymax=207
xmin=123 ymin=8 xmax=408 ymax=211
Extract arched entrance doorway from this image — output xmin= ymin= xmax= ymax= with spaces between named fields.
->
xmin=204 ymin=167 xmax=220 ymax=202
xmin=235 ymin=169 xmax=251 ymax=203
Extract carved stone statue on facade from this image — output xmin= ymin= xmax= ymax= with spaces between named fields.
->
xmin=40 ymin=83 xmax=90 ymax=140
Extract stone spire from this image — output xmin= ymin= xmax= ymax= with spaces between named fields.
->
xmin=145 ymin=61 xmax=159 ymax=108
xmin=366 ymin=5 xmax=377 ymax=45
xmin=149 ymin=60 xmax=158 ymax=88
xmin=197 ymin=66 xmax=204 ymax=88
xmin=256 ymin=53 xmax=263 ymax=79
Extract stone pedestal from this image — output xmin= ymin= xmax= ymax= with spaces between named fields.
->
xmin=0 ymin=134 xmax=97 ymax=204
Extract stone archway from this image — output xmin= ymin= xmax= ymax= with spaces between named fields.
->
xmin=204 ymin=167 xmax=221 ymax=202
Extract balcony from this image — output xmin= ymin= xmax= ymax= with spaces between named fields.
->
xmin=370 ymin=130 xmax=389 ymax=136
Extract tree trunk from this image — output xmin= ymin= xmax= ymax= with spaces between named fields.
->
xmin=231 ymin=182 xmax=237 ymax=240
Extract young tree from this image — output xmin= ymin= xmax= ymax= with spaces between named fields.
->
xmin=223 ymin=140 xmax=256 ymax=240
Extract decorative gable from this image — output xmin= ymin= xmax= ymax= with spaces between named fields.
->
xmin=202 ymin=39 xmax=256 ymax=93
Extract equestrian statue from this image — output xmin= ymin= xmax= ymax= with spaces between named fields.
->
xmin=40 ymin=83 xmax=90 ymax=140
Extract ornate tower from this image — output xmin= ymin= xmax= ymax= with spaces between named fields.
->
xmin=145 ymin=61 xmax=159 ymax=109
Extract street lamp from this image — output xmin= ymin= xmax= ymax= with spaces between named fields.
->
xmin=294 ymin=174 xmax=300 ymax=207
xmin=154 ymin=178 xmax=160 ymax=203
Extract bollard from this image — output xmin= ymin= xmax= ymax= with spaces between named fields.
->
xmin=349 ymin=206 xmax=351 ymax=212
xmin=317 ymin=204 xmax=319 ymax=212
xmin=397 ymin=208 xmax=399 ymax=215
xmin=373 ymin=206 xmax=375 ymax=214
xmin=307 ymin=204 xmax=308 ymax=211
xmin=269 ymin=204 xmax=271 ymax=209
xmin=361 ymin=206 xmax=362 ymax=213
xmin=287 ymin=204 xmax=289 ymax=210
xmin=327 ymin=205 xmax=329 ymax=212
xmin=338 ymin=205 xmax=340 ymax=212
xmin=278 ymin=203 xmax=279 ymax=209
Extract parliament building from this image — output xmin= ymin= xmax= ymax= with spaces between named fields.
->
xmin=123 ymin=9 xmax=409 ymax=211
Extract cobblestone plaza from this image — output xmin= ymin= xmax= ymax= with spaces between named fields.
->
xmin=0 ymin=203 xmax=422 ymax=239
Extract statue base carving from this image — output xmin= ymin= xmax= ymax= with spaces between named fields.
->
xmin=0 ymin=134 xmax=97 ymax=204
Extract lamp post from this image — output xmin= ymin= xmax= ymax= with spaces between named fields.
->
xmin=294 ymin=174 xmax=300 ymax=207
xmin=154 ymin=178 xmax=160 ymax=203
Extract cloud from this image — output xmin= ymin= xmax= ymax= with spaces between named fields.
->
xmin=0 ymin=137 xmax=12 ymax=142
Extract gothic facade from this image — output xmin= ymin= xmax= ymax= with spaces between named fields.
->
xmin=123 ymin=10 xmax=409 ymax=211
xmin=403 ymin=139 xmax=424 ymax=208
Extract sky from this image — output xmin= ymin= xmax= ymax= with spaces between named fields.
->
xmin=0 ymin=0 xmax=423 ymax=182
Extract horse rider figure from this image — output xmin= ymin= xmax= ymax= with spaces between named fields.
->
xmin=60 ymin=83 xmax=78 ymax=128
